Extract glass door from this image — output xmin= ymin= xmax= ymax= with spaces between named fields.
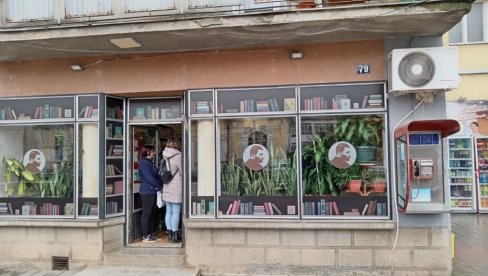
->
xmin=448 ymin=137 xmax=476 ymax=213
xmin=475 ymin=137 xmax=488 ymax=213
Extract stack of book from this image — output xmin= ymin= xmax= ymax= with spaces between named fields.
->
xmin=367 ymin=94 xmax=383 ymax=108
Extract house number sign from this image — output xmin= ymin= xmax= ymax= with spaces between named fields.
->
xmin=356 ymin=64 xmax=371 ymax=74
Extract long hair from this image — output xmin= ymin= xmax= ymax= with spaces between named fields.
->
xmin=165 ymin=136 xmax=181 ymax=151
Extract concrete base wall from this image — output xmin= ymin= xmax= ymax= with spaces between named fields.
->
xmin=0 ymin=217 xmax=124 ymax=264
xmin=184 ymin=220 xmax=451 ymax=275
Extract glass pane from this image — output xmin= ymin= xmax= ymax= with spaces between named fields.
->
xmin=78 ymin=123 xmax=99 ymax=217
xmin=448 ymin=21 xmax=463 ymax=44
xmin=77 ymin=95 xmax=99 ymax=120
xmin=396 ymin=136 xmax=408 ymax=210
xmin=300 ymin=83 xmax=385 ymax=111
xmin=301 ymin=114 xmax=388 ymax=217
xmin=189 ymin=119 xmax=216 ymax=217
xmin=467 ymin=3 xmax=483 ymax=42
xmin=189 ymin=90 xmax=213 ymax=116
xmin=128 ymin=98 xmax=182 ymax=121
xmin=0 ymin=124 xmax=75 ymax=216
xmin=216 ymin=87 xmax=296 ymax=114
xmin=218 ymin=117 xmax=298 ymax=217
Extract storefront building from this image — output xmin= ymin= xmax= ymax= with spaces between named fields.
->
xmin=444 ymin=0 xmax=488 ymax=214
xmin=0 ymin=1 xmax=473 ymax=275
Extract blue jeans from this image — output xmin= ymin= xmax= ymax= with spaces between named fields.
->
xmin=165 ymin=202 xmax=181 ymax=231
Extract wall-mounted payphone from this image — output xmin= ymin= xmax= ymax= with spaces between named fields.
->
xmin=409 ymin=159 xmax=434 ymax=180
xmin=394 ymin=120 xmax=459 ymax=213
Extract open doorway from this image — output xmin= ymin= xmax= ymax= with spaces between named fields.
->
xmin=127 ymin=123 xmax=183 ymax=246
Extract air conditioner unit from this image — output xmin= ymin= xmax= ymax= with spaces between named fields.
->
xmin=388 ymin=47 xmax=460 ymax=95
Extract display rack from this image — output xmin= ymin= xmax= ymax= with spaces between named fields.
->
xmin=448 ymin=137 xmax=476 ymax=213
xmin=476 ymin=137 xmax=488 ymax=213
xmin=104 ymin=95 xmax=125 ymax=217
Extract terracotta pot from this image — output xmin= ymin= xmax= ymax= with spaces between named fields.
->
xmin=372 ymin=180 xmax=386 ymax=193
xmin=346 ymin=179 xmax=362 ymax=193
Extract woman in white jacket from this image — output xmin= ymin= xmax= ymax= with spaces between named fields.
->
xmin=162 ymin=137 xmax=183 ymax=242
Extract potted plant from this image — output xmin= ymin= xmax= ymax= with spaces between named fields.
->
xmin=335 ymin=163 xmax=362 ymax=193
xmin=362 ymin=169 xmax=387 ymax=193
xmin=302 ymin=134 xmax=336 ymax=195
xmin=333 ymin=115 xmax=383 ymax=163
xmin=221 ymin=155 xmax=242 ymax=196
xmin=2 ymin=154 xmax=37 ymax=196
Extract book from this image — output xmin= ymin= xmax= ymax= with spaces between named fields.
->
xmin=361 ymin=204 xmax=369 ymax=215
xmin=287 ymin=205 xmax=296 ymax=215
xmin=64 ymin=203 xmax=74 ymax=215
xmin=361 ymin=95 xmax=369 ymax=108
xmin=284 ymin=98 xmax=296 ymax=111
xmin=271 ymin=203 xmax=282 ymax=215
xmin=226 ymin=203 xmax=233 ymax=215
xmin=332 ymin=202 xmax=340 ymax=215
xmin=64 ymin=109 xmax=72 ymax=118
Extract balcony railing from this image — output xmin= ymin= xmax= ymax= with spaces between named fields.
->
xmin=0 ymin=0 xmax=407 ymax=27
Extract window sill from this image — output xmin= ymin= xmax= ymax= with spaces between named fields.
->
xmin=0 ymin=216 xmax=124 ymax=228
xmin=184 ymin=218 xmax=395 ymax=230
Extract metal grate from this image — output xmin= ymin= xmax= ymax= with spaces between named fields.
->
xmin=51 ymin=256 xmax=69 ymax=270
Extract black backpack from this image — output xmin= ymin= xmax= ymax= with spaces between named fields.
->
xmin=158 ymin=156 xmax=179 ymax=184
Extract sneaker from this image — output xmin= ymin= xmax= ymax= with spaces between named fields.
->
xmin=143 ymin=235 xmax=157 ymax=242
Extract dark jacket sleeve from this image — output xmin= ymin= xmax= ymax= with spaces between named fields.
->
xmin=138 ymin=158 xmax=162 ymax=194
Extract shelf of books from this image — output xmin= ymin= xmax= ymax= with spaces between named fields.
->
xmin=299 ymin=83 xmax=386 ymax=113
xmin=77 ymin=94 xmax=99 ymax=121
xmin=0 ymin=198 xmax=76 ymax=217
xmin=302 ymin=195 xmax=388 ymax=217
xmin=476 ymin=137 xmax=488 ymax=213
xmin=105 ymin=96 xmax=125 ymax=217
xmin=0 ymin=96 xmax=75 ymax=123
xmin=215 ymin=87 xmax=297 ymax=115
xmin=448 ymin=137 xmax=477 ymax=213
xmin=128 ymin=97 xmax=181 ymax=122
xmin=191 ymin=196 xmax=215 ymax=217
xmin=218 ymin=196 xmax=297 ymax=217
xmin=189 ymin=90 xmax=214 ymax=117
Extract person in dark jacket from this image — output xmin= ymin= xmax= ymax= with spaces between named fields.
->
xmin=138 ymin=145 xmax=162 ymax=242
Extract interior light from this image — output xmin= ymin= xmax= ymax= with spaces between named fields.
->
xmin=110 ymin=37 xmax=142 ymax=49
xmin=70 ymin=65 xmax=83 ymax=71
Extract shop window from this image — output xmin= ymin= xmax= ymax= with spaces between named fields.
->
xmin=189 ymin=119 xmax=216 ymax=217
xmin=0 ymin=124 xmax=75 ymax=216
xmin=188 ymin=82 xmax=388 ymax=220
xmin=301 ymin=114 xmax=388 ymax=217
xmin=78 ymin=122 xmax=99 ymax=217
xmin=218 ymin=117 xmax=298 ymax=217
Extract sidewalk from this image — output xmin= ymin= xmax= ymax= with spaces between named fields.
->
xmin=451 ymin=214 xmax=488 ymax=275
xmin=0 ymin=262 xmax=200 ymax=276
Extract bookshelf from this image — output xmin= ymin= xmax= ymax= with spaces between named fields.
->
xmin=215 ymin=86 xmax=296 ymax=115
xmin=104 ymin=95 xmax=125 ymax=217
xmin=299 ymin=83 xmax=385 ymax=113
xmin=77 ymin=94 xmax=99 ymax=120
xmin=302 ymin=195 xmax=388 ymax=217
xmin=128 ymin=97 xmax=181 ymax=122
xmin=189 ymin=90 xmax=214 ymax=117
xmin=218 ymin=196 xmax=297 ymax=216
xmin=0 ymin=96 xmax=75 ymax=122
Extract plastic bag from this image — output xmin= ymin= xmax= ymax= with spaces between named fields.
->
xmin=156 ymin=191 xmax=165 ymax=208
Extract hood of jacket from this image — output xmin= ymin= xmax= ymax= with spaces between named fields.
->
xmin=163 ymin=147 xmax=181 ymax=158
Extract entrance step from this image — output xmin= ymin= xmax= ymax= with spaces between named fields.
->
xmin=103 ymin=246 xmax=186 ymax=268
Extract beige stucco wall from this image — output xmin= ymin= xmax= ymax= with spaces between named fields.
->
xmin=0 ymin=40 xmax=384 ymax=96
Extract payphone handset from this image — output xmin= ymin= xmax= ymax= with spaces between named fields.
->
xmin=409 ymin=159 xmax=434 ymax=180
